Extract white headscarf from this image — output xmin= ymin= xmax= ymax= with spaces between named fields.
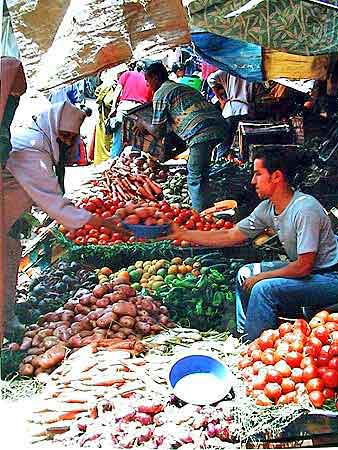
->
xmin=11 ymin=101 xmax=86 ymax=164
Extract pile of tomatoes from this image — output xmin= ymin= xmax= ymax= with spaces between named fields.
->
xmin=239 ymin=310 xmax=338 ymax=409
xmin=59 ymin=197 xmax=234 ymax=247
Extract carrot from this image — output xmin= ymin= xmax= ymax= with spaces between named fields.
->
xmin=93 ymin=378 xmax=125 ymax=387
xmin=58 ymin=410 xmax=83 ymax=421
xmin=145 ymin=178 xmax=162 ymax=195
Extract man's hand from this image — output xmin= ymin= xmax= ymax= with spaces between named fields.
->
xmin=242 ymin=273 xmax=265 ymax=292
xmin=157 ymin=223 xmax=182 ymax=241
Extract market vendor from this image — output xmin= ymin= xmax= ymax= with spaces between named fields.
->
xmin=161 ymin=146 xmax=338 ymax=341
xmin=3 ymin=101 xmax=119 ymax=338
xmin=207 ymin=70 xmax=254 ymax=161
xmin=133 ymin=62 xmax=227 ymax=212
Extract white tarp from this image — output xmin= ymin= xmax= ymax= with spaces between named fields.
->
xmin=7 ymin=0 xmax=190 ymax=91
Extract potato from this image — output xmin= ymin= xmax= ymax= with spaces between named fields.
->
xmin=19 ymin=363 xmax=34 ymax=376
xmin=96 ymin=312 xmax=115 ymax=328
xmin=112 ymin=301 xmax=137 ymax=317
xmin=119 ymin=316 xmax=136 ymax=329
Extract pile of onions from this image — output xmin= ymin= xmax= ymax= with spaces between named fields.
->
xmin=11 ymin=278 xmax=175 ymax=377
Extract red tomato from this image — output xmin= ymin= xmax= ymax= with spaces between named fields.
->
xmin=252 ymin=374 xmax=267 ymax=390
xmin=88 ymin=229 xmax=99 ymax=238
xmin=285 ymin=351 xmax=303 ymax=368
xmin=92 ymin=197 xmax=104 ymax=208
xmin=223 ymin=221 xmax=233 ymax=229
xmin=315 ymin=310 xmax=330 ymax=322
xmin=313 ymin=325 xmax=330 ymax=344
xmin=322 ymin=368 xmax=338 ymax=388
xmin=330 ymin=331 xmax=338 ymax=344
xmin=294 ymin=319 xmax=311 ymax=336
xmin=290 ymin=368 xmax=303 ymax=383
xmin=266 ymin=369 xmax=283 ymax=384
xmin=285 ymin=391 xmax=299 ymax=404
xmin=84 ymin=202 xmax=96 ymax=213
xmin=251 ymin=349 xmax=263 ymax=362
xmin=65 ymin=231 xmax=76 ymax=240
xmin=304 ymin=337 xmax=322 ymax=357
xmin=274 ymin=360 xmax=292 ymax=378
xmin=204 ymin=214 xmax=214 ymax=223
xmin=215 ymin=219 xmax=225 ymax=229
xmin=329 ymin=313 xmax=338 ymax=323
xmin=279 ymin=322 xmax=293 ymax=338
xmin=252 ymin=361 xmax=265 ymax=374
xmin=101 ymin=211 xmax=112 ymax=219
xmin=112 ymin=232 xmax=121 ymax=240
xmin=289 ymin=339 xmax=304 ymax=353
xmin=184 ymin=219 xmax=195 ymax=230
xmin=328 ymin=356 xmax=338 ymax=370
xmin=99 ymin=226 xmax=111 ymax=235
xmin=328 ymin=343 xmax=338 ymax=357
xmin=255 ymin=393 xmax=273 ymax=407
xmin=203 ymin=223 xmax=211 ymax=231
xmin=309 ymin=390 xmax=325 ymax=408
xmin=172 ymin=239 xmax=181 ymax=246
xmin=317 ymin=366 xmax=329 ymax=378
xmin=302 ymin=365 xmax=319 ymax=382
xmin=110 ymin=206 xmax=117 ymax=214
xmin=75 ymin=228 xmax=87 ymax=237
xmin=83 ymin=224 xmax=94 ymax=231
xmin=104 ymin=200 xmax=114 ymax=209
xmin=164 ymin=212 xmax=174 ymax=220
xmin=258 ymin=330 xmax=277 ymax=351
xmin=322 ymin=388 xmax=335 ymax=399
xmin=300 ymin=356 xmax=316 ymax=369
xmin=325 ymin=322 xmax=338 ymax=332
xmin=281 ymin=378 xmax=295 ymax=394
xmin=264 ymin=383 xmax=282 ymax=401
xmin=87 ymin=237 xmax=98 ymax=245
xmin=95 ymin=208 xmax=103 ymax=215
xmin=74 ymin=236 xmax=85 ymax=245
xmin=306 ymin=378 xmax=324 ymax=393
xmin=317 ymin=353 xmax=330 ymax=367
xmin=239 ymin=357 xmax=253 ymax=369
xmin=99 ymin=233 xmax=110 ymax=241
xmin=194 ymin=222 xmax=204 ymax=230
xmin=98 ymin=239 xmax=108 ymax=245
xmin=261 ymin=351 xmax=275 ymax=366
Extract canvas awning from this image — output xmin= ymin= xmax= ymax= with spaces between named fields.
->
xmin=186 ymin=0 xmax=338 ymax=56
xmin=6 ymin=0 xmax=191 ymax=91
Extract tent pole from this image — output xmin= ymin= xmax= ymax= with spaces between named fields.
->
xmin=301 ymin=0 xmax=338 ymax=10
xmin=0 ymin=165 xmax=5 ymax=347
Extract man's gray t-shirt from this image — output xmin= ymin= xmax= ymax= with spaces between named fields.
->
xmin=237 ymin=191 xmax=338 ymax=270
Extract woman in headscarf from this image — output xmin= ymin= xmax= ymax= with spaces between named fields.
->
xmin=3 ymin=101 xmax=118 ymax=338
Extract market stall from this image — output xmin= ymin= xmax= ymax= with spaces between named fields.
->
xmin=2 ymin=1 xmax=338 ymax=448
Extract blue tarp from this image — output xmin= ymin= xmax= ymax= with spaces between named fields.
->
xmin=191 ymin=31 xmax=263 ymax=82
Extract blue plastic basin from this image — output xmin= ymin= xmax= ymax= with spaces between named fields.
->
xmin=122 ymin=221 xmax=170 ymax=239
xmin=168 ymin=353 xmax=233 ymax=405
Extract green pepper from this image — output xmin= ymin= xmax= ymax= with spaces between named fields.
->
xmin=212 ymin=291 xmax=224 ymax=306
xmin=196 ymin=274 xmax=208 ymax=289
xmin=195 ymin=300 xmax=203 ymax=316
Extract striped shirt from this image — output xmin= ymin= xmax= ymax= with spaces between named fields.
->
xmin=152 ymin=81 xmax=226 ymax=146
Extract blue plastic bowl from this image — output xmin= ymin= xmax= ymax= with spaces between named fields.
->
xmin=122 ymin=221 xmax=170 ymax=239
xmin=168 ymin=353 xmax=233 ymax=405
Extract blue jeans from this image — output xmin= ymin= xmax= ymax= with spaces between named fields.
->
xmin=110 ymin=122 xmax=123 ymax=157
xmin=187 ymin=140 xmax=220 ymax=212
xmin=236 ymin=261 xmax=338 ymax=341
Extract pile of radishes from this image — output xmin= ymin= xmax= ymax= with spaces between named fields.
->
xmin=239 ymin=310 xmax=338 ymax=409
xmin=10 ymin=277 xmax=175 ymax=377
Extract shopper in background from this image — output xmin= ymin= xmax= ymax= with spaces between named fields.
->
xmin=169 ymin=63 xmax=186 ymax=83
xmin=109 ymin=61 xmax=153 ymax=157
xmin=207 ymin=70 xmax=254 ymax=160
xmin=133 ymin=62 xmax=227 ymax=212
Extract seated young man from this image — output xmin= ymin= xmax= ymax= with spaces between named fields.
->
xmin=162 ymin=146 xmax=338 ymax=341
